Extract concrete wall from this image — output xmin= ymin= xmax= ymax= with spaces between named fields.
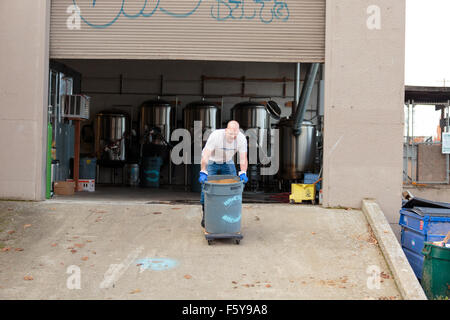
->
xmin=417 ymin=144 xmax=448 ymax=182
xmin=403 ymin=185 xmax=450 ymax=204
xmin=323 ymin=0 xmax=406 ymax=234
xmin=0 ymin=0 xmax=50 ymax=200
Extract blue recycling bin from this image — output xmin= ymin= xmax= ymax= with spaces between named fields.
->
xmin=141 ymin=156 xmax=163 ymax=188
xmin=79 ymin=157 xmax=96 ymax=179
xmin=399 ymin=197 xmax=450 ymax=279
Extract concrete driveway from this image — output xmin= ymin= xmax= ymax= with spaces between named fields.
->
xmin=0 ymin=201 xmax=401 ymax=300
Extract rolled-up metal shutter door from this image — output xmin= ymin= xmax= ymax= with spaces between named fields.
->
xmin=50 ymin=0 xmax=325 ymax=62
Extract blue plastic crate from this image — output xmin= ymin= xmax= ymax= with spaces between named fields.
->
xmin=303 ymin=173 xmax=319 ymax=184
xmin=399 ymin=209 xmax=450 ymax=279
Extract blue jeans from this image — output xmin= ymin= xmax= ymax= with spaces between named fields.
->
xmin=200 ymin=161 xmax=237 ymax=204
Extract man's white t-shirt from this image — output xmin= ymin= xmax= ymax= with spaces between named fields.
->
xmin=202 ymin=129 xmax=247 ymax=163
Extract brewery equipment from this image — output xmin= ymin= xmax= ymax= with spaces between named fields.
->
xmin=139 ymin=99 xmax=174 ymax=147
xmin=276 ymin=63 xmax=321 ymax=198
xmin=231 ymin=101 xmax=279 ymax=191
xmin=183 ymin=100 xmax=220 ymax=191
xmin=183 ymin=100 xmax=220 ymax=135
xmin=231 ymin=101 xmax=270 ymax=153
xmin=277 ymin=118 xmax=317 ymax=180
xmin=95 ymin=110 xmax=130 ymax=162
xmin=139 ymin=98 xmax=175 ymax=186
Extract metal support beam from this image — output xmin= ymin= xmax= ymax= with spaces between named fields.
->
xmin=119 ymin=74 xmax=123 ymax=95
xmin=293 ymin=63 xmax=301 ymax=116
xmin=293 ymin=63 xmax=320 ymax=136
xmin=73 ymin=119 xmax=81 ymax=191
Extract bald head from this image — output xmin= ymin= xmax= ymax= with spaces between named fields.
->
xmin=227 ymin=120 xmax=240 ymax=130
xmin=225 ymin=120 xmax=240 ymax=142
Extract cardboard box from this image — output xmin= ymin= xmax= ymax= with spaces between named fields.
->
xmin=66 ymin=179 xmax=95 ymax=192
xmin=54 ymin=181 xmax=75 ymax=196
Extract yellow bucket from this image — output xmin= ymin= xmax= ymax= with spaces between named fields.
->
xmin=289 ymin=184 xmax=316 ymax=204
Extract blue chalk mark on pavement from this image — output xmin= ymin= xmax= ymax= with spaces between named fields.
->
xmin=136 ymin=258 xmax=178 ymax=271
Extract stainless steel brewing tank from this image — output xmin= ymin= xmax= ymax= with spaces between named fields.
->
xmin=183 ymin=101 xmax=220 ymax=190
xmin=95 ymin=111 xmax=129 ymax=161
xmin=277 ymin=118 xmax=316 ymax=180
xmin=139 ymin=99 xmax=173 ymax=145
xmin=183 ymin=101 xmax=220 ymax=135
xmin=231 ymin=102 xmax=270 ymax=152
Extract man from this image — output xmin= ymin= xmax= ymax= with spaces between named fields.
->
xmin=198 ymin=120 xmax=248 ymax=228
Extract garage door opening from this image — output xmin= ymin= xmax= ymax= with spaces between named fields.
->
xmin=47 ymin=59 xmax=324 ymax=204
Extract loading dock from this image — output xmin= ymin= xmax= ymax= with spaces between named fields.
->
xmin=0 ymin=199 xmax=425 ymax=300
xmin=0 ymin=0 xmax=412 ymax=300
xmin=48 ymin=59 xmax=325 ymax=205
xmin=47 ymin=1 xmax=327 ymax=205
xmin=0 ymin=1 xmax=407 ymax=231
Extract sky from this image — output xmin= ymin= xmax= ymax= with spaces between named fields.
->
xmin=405 ymin=0 xmax=450 ymax=86
xmin=405 ymin=0 xmax=449 ymax=137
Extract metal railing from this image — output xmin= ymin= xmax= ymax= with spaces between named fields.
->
xmin=404 ymin=100 xmax=450 ymax=185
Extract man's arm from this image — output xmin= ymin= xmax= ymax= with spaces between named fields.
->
xmin=201 ymin=149 xmax=212 ymax=173
xmin=237 ymin=133 xmax=248 ymax=175
xmin=239 ymin=151 xmax=248 ymax=174
xmin=201 ymin=130 xmax=218 ymax=172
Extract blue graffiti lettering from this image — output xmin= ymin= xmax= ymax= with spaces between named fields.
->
xmin=122 ymin=0 xmax=152 ymax=19
xmin=273 ymin=0 xmax=289 ymax=21
xmin=159 ymin=0 xmax=203 ymax=18
xmin=254 ymin=0 xmax=273 ymax=24
xmin=222 ymin=214 xmax=241 ymax=223
xmin=73 ymin=0 xmax=288 ymax=28
xmin=74 ymin=0 xmax=202 ymax=28
xmin=223 ymin=195 xmax=242 ymax=207
xmin=210 ymin=0 xmax=232 ymax=21
xmin=211 ymin=0 xmax=289 ymax=24
xmin=210 ymin=0 xmax=255 ymax=21
xmin=73 ymin=0 xmax=121 ymax=28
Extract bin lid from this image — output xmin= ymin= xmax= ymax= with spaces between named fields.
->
xmin=402 ymin=197 xmax=450 ymax=210
xmin=408 ymin=207 xmax=450 ymax=217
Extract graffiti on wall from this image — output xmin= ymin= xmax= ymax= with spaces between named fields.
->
xmin=72 ymin=0 xmax=290 ymax=28
xmin=211 ymin=0 xmax=289 ymax=23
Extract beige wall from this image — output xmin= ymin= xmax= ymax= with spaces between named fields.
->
xmin=404 ymin=185 xmax=450 ymax=204
xmin=323 ymin=1 xmax=406 ymax=232
xmin=0 ymin=0 xmax=50 ymax=200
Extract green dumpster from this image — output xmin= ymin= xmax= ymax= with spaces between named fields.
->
xmin=421 ymin=242 xmax=450 ymax=300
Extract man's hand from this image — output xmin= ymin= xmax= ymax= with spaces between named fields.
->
xmin=239 ymin=171 xmax=248 ymax=183
xmin=199 ymin=171 xmax=208 ymax=184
